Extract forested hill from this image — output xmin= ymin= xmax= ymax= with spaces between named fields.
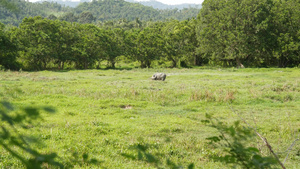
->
xmin=73 ymin=0 xmax=200 ymax=21
xmin=36 ymin=0 xmax=90 ymax=8
xmin=125 ymin=0 xmax=201 ymax=10
xmin=37 ymin=0 xmax=202 ymax=10
xmin=0 ymin=0 xmax=71 ymax=26
xmin=74 ymin=0 xmax=160 ymax=21
xmin=0 ymin=0 xmax=200 ymax=26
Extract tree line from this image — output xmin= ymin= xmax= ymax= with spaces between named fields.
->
xmin=0 ymin=0 xmax=299 ymax=70
xmin=1 ymin=16 xmax=197 ymax=70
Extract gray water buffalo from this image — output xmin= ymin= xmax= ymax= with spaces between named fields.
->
xmin=151 ymin=73 xmax=166 ymax=81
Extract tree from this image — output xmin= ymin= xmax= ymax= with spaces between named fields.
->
xmin=0 ymin=22 xmax=18 ymax=69
xmin=15 ymin=16 xmax=60 ymax=70
xmin=0 ymin=0 xmax=70 ymax=26
xmin=71 ymin=24 xmax=107 ymax=69
xmin=78 ymin=11 xmax=96 ymax=24
xmin=53 ymin=21 xmax=77 ymax=70
xmin=47 ymin=14 xmax=58 ymax=20
xmin=0 ymin=0 xmax=18 ymax=12
xmin=103 ymin=28 xmax=125 ymax=68
xmin=196 ymin=0 xmax=275 ymax=67
xmin=127 ymin=24 xmax=163 ymax=68
xmin=270 ymin=0 xmax=300 ymax=67
xmin=59 ymin=12 xmax=78 ymax=23
xmin=161 ymin=20 xmax=182 ymax=67
xmin=162 ymin=19 xmax=197 ymax=67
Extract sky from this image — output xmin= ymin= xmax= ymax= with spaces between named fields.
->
xmin=28 ymin=0 xmax=204 ymax=5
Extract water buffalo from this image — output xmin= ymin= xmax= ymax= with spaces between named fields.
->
xmin=151 ymin=73 xmax=166 ymax=81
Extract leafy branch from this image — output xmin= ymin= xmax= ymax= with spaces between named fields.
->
xmin=229 ymin=105 xmax=300 ymax=169
xmin=202 ymin=113 xmax=278 ymax=169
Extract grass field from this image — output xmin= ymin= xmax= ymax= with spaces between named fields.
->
xmin=0 ymin=67 xmax=299 ymax=168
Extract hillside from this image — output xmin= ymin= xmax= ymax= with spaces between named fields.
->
xmin=0 ymin=0 xmax=71 ymax=26
xmin=73 ymin=0 xmax=200 ymax=21
xmin=0 ymin=0 xmax=200 ymax=25
xmin=37 ymin=0 xmax=202 ymax=9
xmin=36 ymin=0 xmax=90 ymax=8
xmin=125 ymin=0 xmax=202 ymax=10
xmin=74 ymin=0 xmax=160 ymax=21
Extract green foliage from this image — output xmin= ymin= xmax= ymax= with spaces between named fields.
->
xmin=13 ymin=16 xmax=61 ymax=70
xmin=71 ymin=23 xmax=107 ymax=69
xmin=0 ymin=22 xmax=19 ymax=70
xmin=0 ymin=65 xmax=5 ymax=70
xmin=196 ymin=0 xmax=300 ymax=68
xmin=0 ymin=0 xmax=71 ymax=26
xmin=103 ymin=28 xmax=126 ymax=68
xmin=59 ymin=12 xmax=78 ymax=23
xmin=270 ymin=0 xmax=300 ymax=67
xmin=126 ymin=24 xmax=164 ymax=68
xmin=78 ymin=11 xmax=96 ymax=24
xmin=135 ymin=0 xmax=201 ymax=10
xmin=0 ymin=0 xmax=19 ymax=12
xmin=0 ymin=0 xmax=199 ymax=26
xmin=8 ymin=17 xmax=109 ymax=70
xmin=203 ymin=114 xmax=278 ymax=168
xmin=0 ymin=101 xmax=62 ymax=169
xmin=74 ymin=0 xmax=199 ymax=22
xmin=161 ymin=19 xmax=197 ymax=67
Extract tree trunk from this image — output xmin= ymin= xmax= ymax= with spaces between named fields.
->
xmin=146 ymin=60 xmax=151 ymax=68
xmin=171 ymin=59 xmax=177 ymax=68
xmin=278 ymin=55 xmax=288 ymax=68
xmin=194 ymin=55 xmax=201 ymax=66
xmin=84 ymin=59 xmax=88 ymax=69
xmin=43 ymin=60 xmax=47 ymax=70
xmin=236 ymin=58 xmax=244 ymax=68
xmin=97 ymin=61 xmax=101 ymax=69
xmin=140 ymin=61 xmax=146 ymax=68
xmin=110 ymin=61 xmax=115 ymax=68
xmin=57 ymin=62 xmax=61 ymax=70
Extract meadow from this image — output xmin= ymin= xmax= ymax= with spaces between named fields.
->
xmin=0 ymin=67 xmax=299 ymax=168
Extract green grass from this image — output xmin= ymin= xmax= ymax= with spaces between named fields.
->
xmin=0 ymin=68 xmax=299 ymax=168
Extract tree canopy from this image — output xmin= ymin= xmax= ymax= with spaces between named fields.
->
xmin=196 ymin=0 xmax=300 ymax=67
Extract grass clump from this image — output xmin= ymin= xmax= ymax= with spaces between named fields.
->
xmin=190 ymin=89 xmax=236 ymax=102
